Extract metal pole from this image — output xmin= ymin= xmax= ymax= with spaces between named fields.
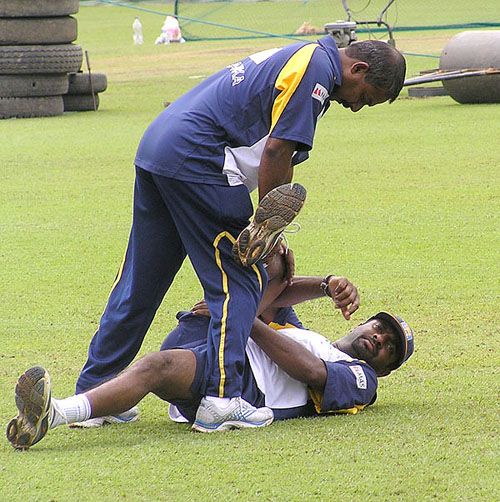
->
xmin=341 ymin=0 xmax=352 ymax=21
xmin=377 ymin=0 xmax=396 ymax=24
xmin=404 ymin=67 xmax=500 ymax=86
xmin=85 ymin=50 xmax=97 ymax=112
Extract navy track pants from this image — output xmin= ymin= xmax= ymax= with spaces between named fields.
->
xmin=76 ymin=167 xmax=267 ymax=398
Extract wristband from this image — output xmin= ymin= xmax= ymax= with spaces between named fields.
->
xmin=320 ymin=275 xmax=334 ymax=297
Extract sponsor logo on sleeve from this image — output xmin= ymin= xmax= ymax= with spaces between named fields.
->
xmin=312 ymin=83 xmax=329 ymax=104
xmin=349 ymin=365 xmax=367 ymax=389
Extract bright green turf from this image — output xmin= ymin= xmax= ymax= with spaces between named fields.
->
xmin=0 ymin=2 xmax=499 ymax=500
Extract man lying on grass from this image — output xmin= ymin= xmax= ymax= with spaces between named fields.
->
xmin=6 ymin=251 xmax=414 ymax=449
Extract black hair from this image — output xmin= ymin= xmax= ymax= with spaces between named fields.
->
xmin=345 ymin=40 xmax=406 ymax=102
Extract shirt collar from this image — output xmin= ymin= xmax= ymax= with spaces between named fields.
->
xmin=317 ymin=36 xmax=342 ymax=91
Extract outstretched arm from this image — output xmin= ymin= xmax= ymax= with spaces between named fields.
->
xmin=191 ymin=253 xmax=360 ymax=322
xmin=258 ymin=252 xmax=360 ymax=320
xmin=270 ymin=275 xmax=360 ymax=320
xmin=250 ymin=318 xmax=327 ymax=392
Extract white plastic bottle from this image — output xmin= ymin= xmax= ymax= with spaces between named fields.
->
xmin=133 ymin=17 xmax=144 ymax=45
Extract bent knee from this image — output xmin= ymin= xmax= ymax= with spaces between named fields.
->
xmin=135 ymin=350 xmax=196 ymax=401
xmin=133 ymin=352 xmax=173 ymax=384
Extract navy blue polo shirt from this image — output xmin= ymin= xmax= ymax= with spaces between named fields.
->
xmin=135 ymin=36 xmax=342 ymax=189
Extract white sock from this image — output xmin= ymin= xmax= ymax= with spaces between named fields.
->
xmin=50 ymin=394 xmax=92 ymax=428
xmin=205 ymin=396 xmax=232 ymax=408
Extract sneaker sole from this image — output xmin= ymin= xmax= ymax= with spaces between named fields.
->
xmin=6 ymin=366 xmax=51 ymax=450
xmin=234 ymin=183 xmax=307 ymax=267
xmin=68 ymin=417 xmax=106 ymax=428
xmin=102 ymin=412 xmax=140 ymax=425
xmin=192 ymin=416 xmax=274 ymax=433
xmin=68 ymin=407 xmax=139 ymax=428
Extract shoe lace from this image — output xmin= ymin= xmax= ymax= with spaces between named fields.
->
xmin=284 ymin=222 xmax=301 ymax=234
xmin=260 ymin=222 xmax=302 ymax=263
xmin=280 ymin=222 xmax=301 ymax=254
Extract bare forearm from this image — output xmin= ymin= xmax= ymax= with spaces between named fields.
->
xmin=269 ymin=276 xmax=325 ymax=308
xmin=258 ymin=138 xmax=296 ymax=200
xmin=266 ymin=274 xmax=361 ymax=321
xmin=250 ymin=318 xmax=326 ymax=390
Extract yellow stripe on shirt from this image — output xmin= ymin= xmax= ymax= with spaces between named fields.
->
xmin=268 ymin=321 xmax=298 ymax=331
xmin=309 ymin=388 xmax=367 ymax=415
xmin=270 ymin=43 xmax=319 ymax=133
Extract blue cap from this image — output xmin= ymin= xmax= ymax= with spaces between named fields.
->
xmin=373 ymin=312 xmax=415 ymax=370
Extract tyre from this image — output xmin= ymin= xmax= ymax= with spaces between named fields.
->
xmin=440 ymin=31 xmax=500 ymax=104
xmin=0 ymin=73 xmax=69 ymax=97
xmin=67 ymin=72 xmax=107 ymax=95
xmin=63 ymin=93 xmax=100 ymax=112
xmin=0 ymin=45 xmax=82 ymax=74
xmin=0 ymin=17 xmax=77 ymax=45
xmin=0 ymin=95 xmax=63 ymax=119
xmin=0 ymin=0 xmax=79 ymax=17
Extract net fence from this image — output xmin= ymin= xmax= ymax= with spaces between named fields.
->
xmin=83 ymin=1 xmax=500 ymax=42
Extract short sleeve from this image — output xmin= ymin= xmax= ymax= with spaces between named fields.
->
xmin=309 ymin=360 xmax=378 ymax=415
xmin=269 ymin=45 xmax=333 ymax=151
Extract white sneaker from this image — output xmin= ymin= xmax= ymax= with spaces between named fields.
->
xmin=69 ymin=406 xmax=139 ymax=428
xmin=192 ymin=397 xmax=273 ymax=433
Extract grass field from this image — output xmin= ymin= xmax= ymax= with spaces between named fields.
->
xmin=1 ymin=1 xmax=499 ymax=500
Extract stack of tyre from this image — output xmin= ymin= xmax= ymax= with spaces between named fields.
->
xmin=64 ymin=70 xmax=108 ymax=112
xmin=0 ymin=0 xmax=99 ymax=119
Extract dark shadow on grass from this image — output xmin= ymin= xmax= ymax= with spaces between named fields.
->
xmin=6 ymin=400 xmax=437 ymax=453
xmin=400 ymin=97 xmax=499 ymax=111
xmin=5 ymin=419 xmax=190 ymax=453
